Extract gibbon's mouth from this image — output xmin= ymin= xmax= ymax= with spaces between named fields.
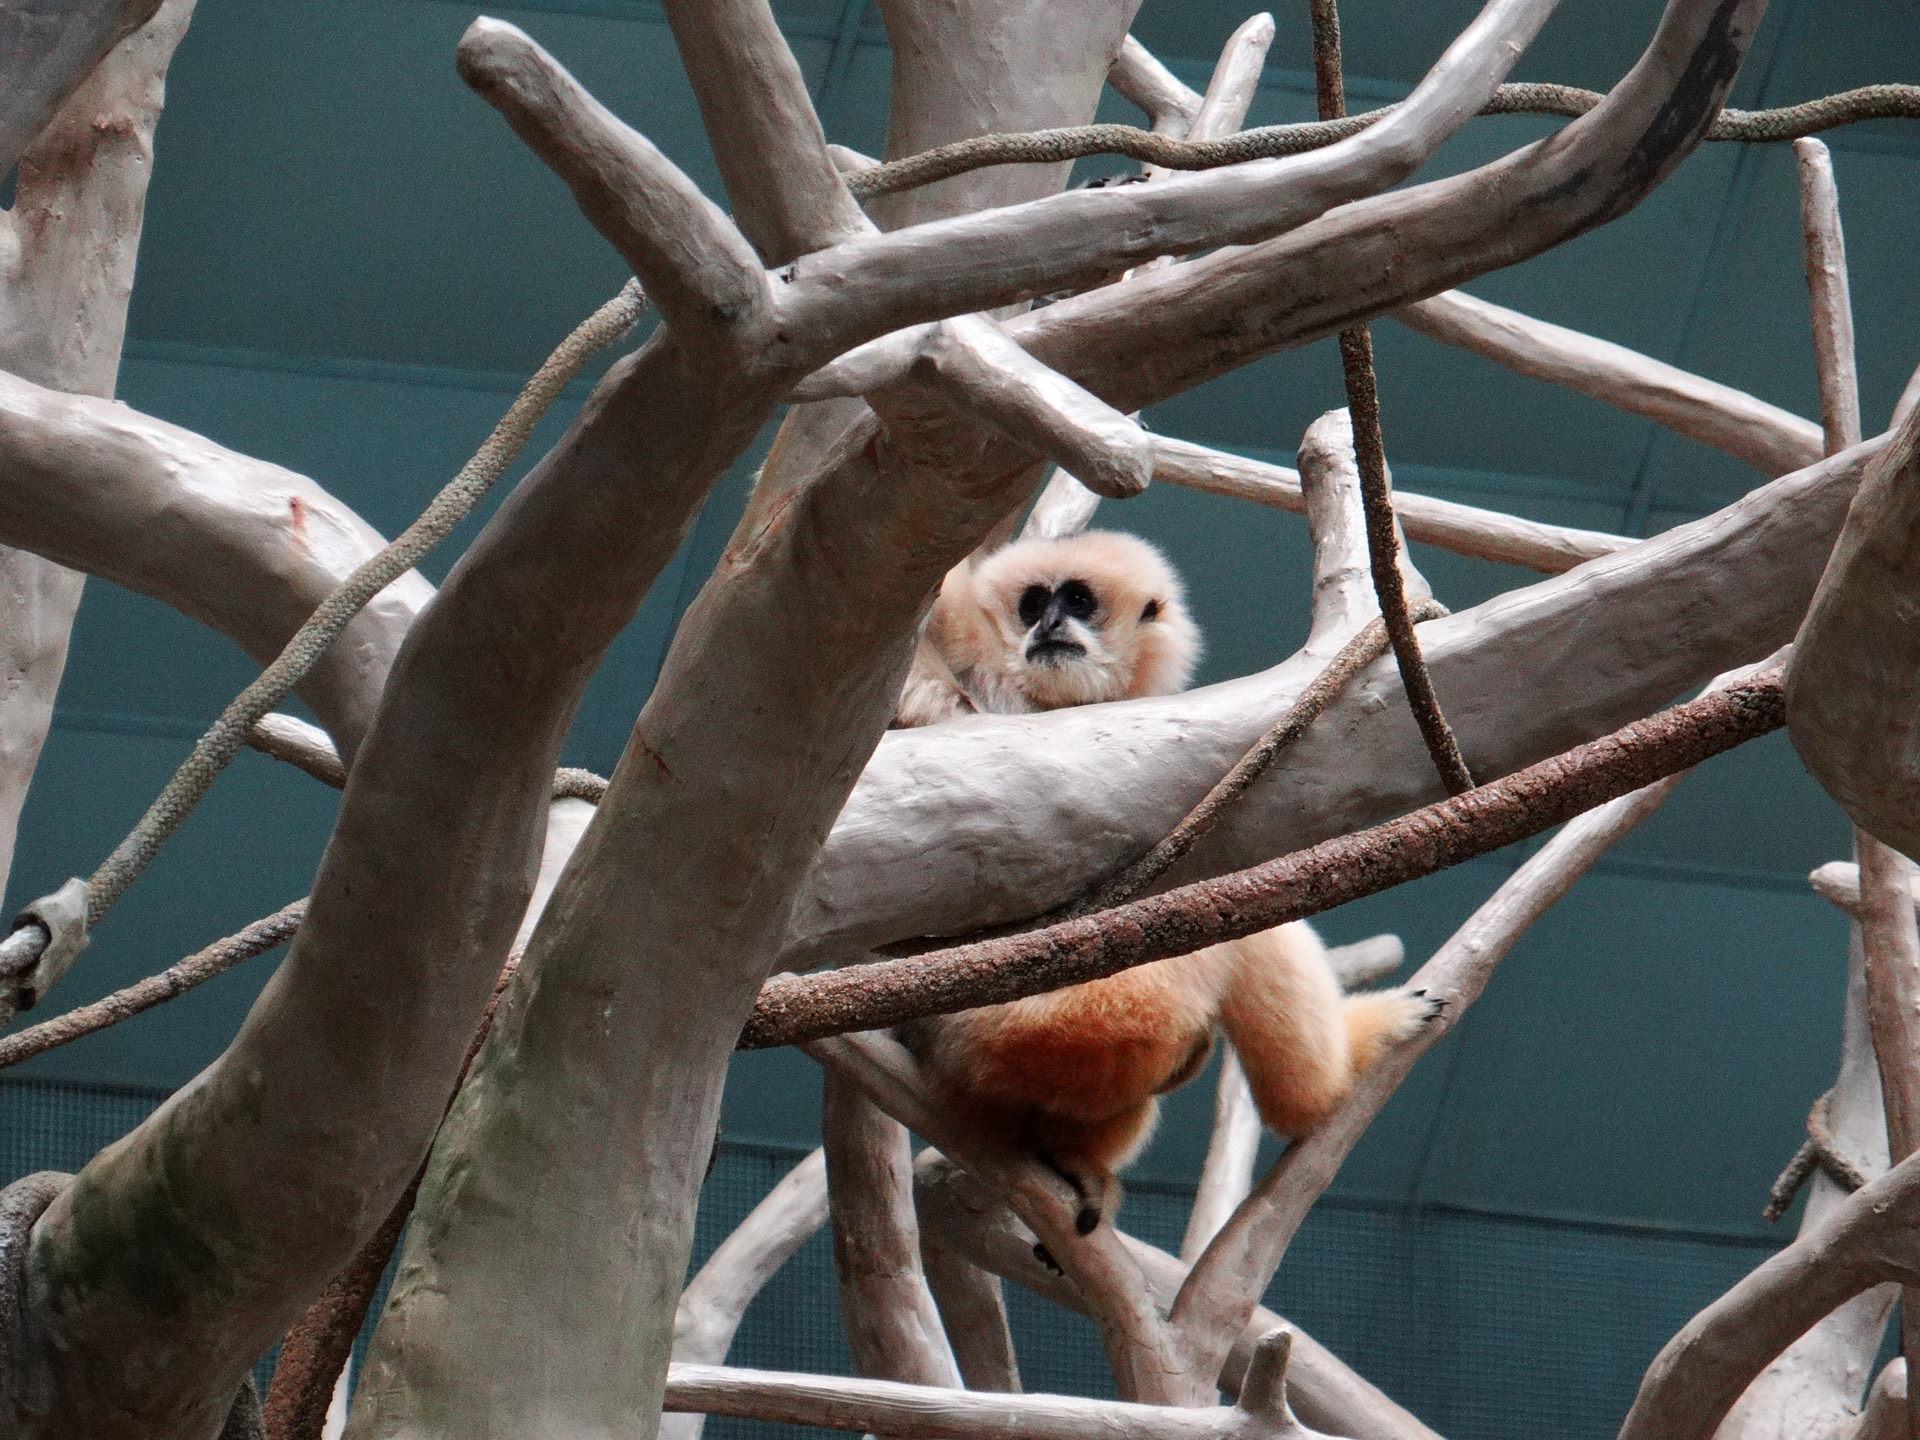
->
xmin=1025 ymin=638 xmax=1086 ymax=666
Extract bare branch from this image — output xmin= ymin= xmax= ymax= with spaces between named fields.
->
xmin=1810 ymin=862 xmax=1920 ymax=917
xmin=748 ymin=673 xmax=1783 ymax=1048
xmin=1172 ymin=762 xmax=1693 ymax=1374
xmin=1620 ymin=1151 xmax=1920 ymax=1440
xmin=1108 ymin=36 xmax=1203 ymax=137
xmin=675 ymin=1149 xmax=829 ymax=1366
xmin=456 ymin=19 xmax=769 ymax=350
xmin=1187 ymin=15 xmax=1275 ymax=145
xmin=822 ymin=1071 xmax=961 ymax=1389
xmin=809 ymin=1032 xmax=1191 ymax=1405
xmin=1021 ymin=468 xmax=1105 ymax=542
xmin=658 ymin=0 xmax=867 ymax=265
xmin=0 ymin=373 xmax=432 ymax=759
xmin=787 ymin=0 xmax=1560 ymax=353
xmin=663 ymin=1347 xmax=1336 ymax=1440
xmin=1395 ymin=290 xmax=1823 ymax=478
xmin=1011 ymin=0 xmax=1772 ymax=417
xmin=1180 ymin=1047 xmax=1262 ymax=1266
xmin=913 ymin=1156 xmax=1443 ymax=1440
xmin=248 ymin=714 xmax=348 ymax=790
xmin=919 ymin=1224 xmax=1021 ymax=1394
xmin=1795 ymin=139 xmax=1861 ymax=458
xmin=917 ymin=317 xmax=1152 ymax=499
xmin=1153 ymin=436 xmax=1636 ymax=574
xmin=0 ymin=0 xmax=163 ymax=175
xmin=1326 ymin=935 xmax=1405 ymax=988
xmin=665 ymin=1149 xmax=829 ymax=1440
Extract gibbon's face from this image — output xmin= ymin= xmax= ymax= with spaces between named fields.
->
xmin=968 ymin=531 xmax=1201 ymax=711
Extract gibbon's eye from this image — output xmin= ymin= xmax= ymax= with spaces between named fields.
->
xmin=1017 ymin=585 xmax=1052 ymax=627
xmin=1058 ymin=579 xmax=1098 ymax=621
xmin=1140 ymin=598 xmax=1160 ymax=622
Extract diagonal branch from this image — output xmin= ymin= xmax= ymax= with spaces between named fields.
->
xmin=1395 ymin=290 xmax=1823 ymax=478
xmin=1619 ymin=1150 xmax=1920 ymax=1440
xmin=456 ymin=19 xmax=769 ymax=351
xmin=784 ymin=0 xmax=1560 ymax=357
xmin=658 ymin=0 xmax=868 ymax=266
xmin=1108 ymin=35 xmax=1203 ymax=137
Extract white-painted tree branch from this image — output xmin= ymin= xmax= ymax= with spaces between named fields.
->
xmin=1795 ymin=140 xmax=1861 ymax=459
xmin=808 ymin=1030 xmax=1193 ymax=1405
xmin=0 ymin=372 xmax=433 ymax=760
xmin=1810 ymin=863 xmax=1920 ymax=918
xmin=1108 ymin=35 xmax=1203 ymax=138
xmin=1170 ymin=730 xmax=1706 ymax=1384
xmin=664 ymin=1328 xmax=1333 ymax=1440
xmin=787 ymin=0 xmax=1559 ymax=350
xmin=822 ymin=1070 xmax=963 ymax=1391
xmin=456 ymin=19 xmax=770 ymax=353
xmin=1395 ymin=291 xmax=1823 ymax=479
xmin=658 ymin=0 xmax=868 ymax=265
xmin=663 ymin=1148 xmax=830 ymax=1440
xmin=786 ymin=435 xmax=1881 ymax=971
xmin=1155 ymin=430 xmax=1637 ymax=575
xmin=1786 ymin=412 xmax=1920 ymax=858
xmin=248 ymin=714 xmax=350 ymax=790
xmin=1619 ymin=1150 xmax=1920 ymax=1440
xmin=1181 ymin=1048 xmax=1262 ymax=1266
xmin=1010 ymin=0 xmax=1770 ymax=417
xmin=913 ymin=1155 xmax=1442 ymax=1440
xmin=1186 ymin=15 xmax=1275 ymax=153
xmin=0 ymin=0 xmax=163 ymax=173
xmin=919 ymin=1219 xmax=1022 ymax=1394
xmin=1326 ymin=935 xmax=1406 ymax=988
xmin=1714 ymin=876 xmax=1894 ymax=1439
xmin=0 ymin=0 xmax=194 ymax=908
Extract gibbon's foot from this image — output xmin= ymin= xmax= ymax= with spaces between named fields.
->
xmin=1039 ymin=1154 xmax=1110 ymax=1235
xmin=1409 ymin=989 xmax=1447 ymax=1024
xmin=1033 ymin=1241 xmax=1064 ymax=1275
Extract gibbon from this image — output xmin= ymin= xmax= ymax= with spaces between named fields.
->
xmin=892 ymin=530 xmax=1435 ymax=1232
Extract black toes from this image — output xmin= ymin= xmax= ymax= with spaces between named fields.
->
xmin=1032 ymin=1242 xmax=1064 ymax=1275
xmin=1075 ymin=1205 xmax=1101 ymax=1236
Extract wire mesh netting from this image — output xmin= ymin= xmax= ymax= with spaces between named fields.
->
xmin=0 ymin=1078 xmax=1787 ymax=1440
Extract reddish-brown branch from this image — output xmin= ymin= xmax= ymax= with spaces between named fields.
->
xmin=742 ymin=673 xmax=1784 ymax=1050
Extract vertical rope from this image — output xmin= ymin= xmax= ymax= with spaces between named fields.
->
xmin=1309 ymin=0 xmax=1475 ymax=795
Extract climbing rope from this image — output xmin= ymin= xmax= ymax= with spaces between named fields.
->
xmin=843 ymin=83 xmax=1920 ymax=202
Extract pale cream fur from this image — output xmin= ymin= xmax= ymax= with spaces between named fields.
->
xmin=893 ymin=531 xmax=1201 ymax=726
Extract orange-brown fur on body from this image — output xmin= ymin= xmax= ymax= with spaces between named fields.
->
xmin=902 ymin=926 xmax=1431 ymax=1220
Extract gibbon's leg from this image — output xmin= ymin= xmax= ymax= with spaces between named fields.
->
xmin=1218 ymin=922 xmax=1433 ymax=1137
xmin=908 ymin=955 xmax=1230 ymax=1230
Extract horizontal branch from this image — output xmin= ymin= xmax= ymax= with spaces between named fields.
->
xmin=743 ymin=674 xmax=1783 ymax=1048
xmin=1395 ymin=290 xmax=1822 ymax=477
xmin=664 ymin=1347 xmax=1325 ymax=1440
xmin=1151 ymin=437 xmax=1634 ymax=573
xmin=782 ymin=432 xmax=1881 ymax=972
xmin=0 ymin=369 xmax=433 ymax=759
